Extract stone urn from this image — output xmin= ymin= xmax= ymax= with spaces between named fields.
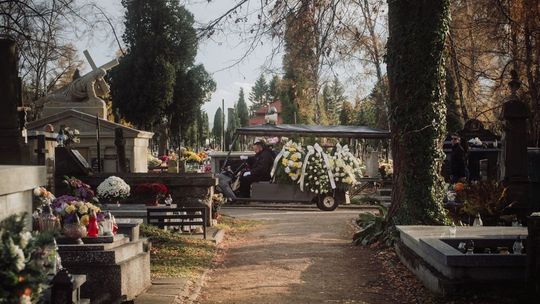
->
xmin=62 ymin=223 xmax=87 ymax=244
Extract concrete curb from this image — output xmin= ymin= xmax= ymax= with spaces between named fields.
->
xmin=183 ymin=269 xmax=210 ymax=303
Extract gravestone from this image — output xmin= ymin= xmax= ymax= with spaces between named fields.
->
xmin=0 ymin=38 xmax=30 ymax=164
xmin=365 ymin=148 xmax=380 ymax=178
xmin=0 ymin=39 xmax=45 ymax=228
xmin=442 ymin=119 xmax=501 ymax=181
xmin=501 ymin=71 xmax=530 ymax=222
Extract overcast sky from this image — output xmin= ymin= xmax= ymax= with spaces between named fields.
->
xmin=75 ymin=0 xmax=277 ymax=127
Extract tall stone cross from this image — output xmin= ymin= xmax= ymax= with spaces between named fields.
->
xmin=82 ymin=50 xmax=119 ymax=96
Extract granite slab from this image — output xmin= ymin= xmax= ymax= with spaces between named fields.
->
xmin=395 ymin=225 xmax=530 ymax=294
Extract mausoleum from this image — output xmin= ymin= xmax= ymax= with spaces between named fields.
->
xmin=27 ymin=109 xmax=153 ymax=173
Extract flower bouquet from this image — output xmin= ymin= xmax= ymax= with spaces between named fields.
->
xmin=0 ymin=214 xmax=56 ymax=303
xmin=271 ymin=140 xmax=304 ymax=183
xmin=378 ymin=160 xmax=393 ymax=179
xmin=331 ymin=144 xmax=363 ymax=190
xmin=183 ymin=150 xmax=202 ymax=163
xmin=56 ymin=125 xmax=80 ymax=147
xmin=33 ymin=186 xmax=55 ymax=206
xmin=181 ymin=150 xmax=202 ymax=172
xmin=299 ymin=144 xmax=335 ymax=194
xmin=134 ymin=183 xmax=168 ymax=206
xmin=51 ymin=195 xmax=104 ymax=242
xmin=63 ymin=176 xmax=97 ymax=203
xmin=96 ymin=176 xmax=130 ymax=205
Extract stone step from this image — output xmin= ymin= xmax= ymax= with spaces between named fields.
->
xmin=379 ymin=189 xmax=392 ymax=196
xmin=372 ymin=195 xmax=391 ymax=201
xmin=58 ymin=234 xmax=130 ymax=252
xmin=75 ymin=251 xmax=151 ymax=303
xmin=59 ymin=239 xmax=144 ymax=265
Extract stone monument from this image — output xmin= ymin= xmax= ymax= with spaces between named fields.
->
xmin=0 ymin=39 xmax=47 ymax=228
xmin=501 ymin=70 xmax=530 ymax=222
xmin=37 ymin=50 xmax=118 ymax=119
xmin=365 ymin=147 xmax=380 ymax=178
xmin=0 ymin=38 xmax=30 ymax=164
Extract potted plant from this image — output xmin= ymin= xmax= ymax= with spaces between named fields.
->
xmin=134 ymin=183 xmax=168 ymax=206
xmin=51 ymin=195 xmax=104 ymax=243
xmin=454 ymin=180 xmax=506 ymax=225
xmin=96 ymin=176 xmax=131 ymax=206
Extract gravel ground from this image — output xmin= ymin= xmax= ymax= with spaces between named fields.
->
xmin=194 ymin=207 xmax=527 ymax=304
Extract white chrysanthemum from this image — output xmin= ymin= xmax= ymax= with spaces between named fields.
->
xmin=97 ymin=176 xmax=130 ymax=199
xmin=285 ymin=167 xmax=291 ymax=174
xmin=19 ymin=231 xmax=32 ymax=249
xmin=8 ymin=238 xmax=26 ymax=272
xmin=283 ymin=151 xmax=290 ymax=157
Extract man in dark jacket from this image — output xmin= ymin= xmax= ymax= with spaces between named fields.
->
xmin=450 ymin=133 xmax=468 ymax=183
xmin=238 ymin=139 xmax=275 ymax=198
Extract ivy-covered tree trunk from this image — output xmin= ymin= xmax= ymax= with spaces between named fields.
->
xmin=386 ymin=0 xmax=450 ymax=226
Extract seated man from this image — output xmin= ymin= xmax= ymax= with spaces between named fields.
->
xmin=237 ymin=139 xmax=275 ymax=198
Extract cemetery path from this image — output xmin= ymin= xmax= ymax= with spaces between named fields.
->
xmin=194 ymin=207 xmax=404 ymax=304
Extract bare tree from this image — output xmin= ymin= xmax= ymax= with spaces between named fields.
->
xmin=1 ymin=0 xmax=122 ymax=120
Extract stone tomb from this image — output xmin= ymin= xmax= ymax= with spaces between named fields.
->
xmin=395 ymin=225 xmax=528 ymax=295
xmin=0 ymin=165 xmax=46 ymax=227
xmin=27 ymin=109 xmax=153 ymax=173
xmin=57 ymin=225 xmax=150 ymax=304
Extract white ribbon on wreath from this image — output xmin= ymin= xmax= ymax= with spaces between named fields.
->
xmin=335 ymin=144 xmax=358 ymax=184
xmin=314 ymin=143 xmax=336 ymax=190
xmin=270 ymin=145 xmax=287 ymax=178
xmin=298 ymin=145 xmax=316 ymax=191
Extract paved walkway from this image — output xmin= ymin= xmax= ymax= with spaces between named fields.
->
xmin=195 ymin=207 xmax=394 ymax=303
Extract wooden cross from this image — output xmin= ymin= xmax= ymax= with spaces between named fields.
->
xmin=83 ymin=50 xmax=119 ymax=95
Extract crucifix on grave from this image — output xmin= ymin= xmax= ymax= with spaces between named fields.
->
xmin=82 ymin=50 xmax=119 ymax=100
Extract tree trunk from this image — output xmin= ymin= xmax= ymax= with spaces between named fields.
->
xmin=448 ymin=31 xmax=469 ymax=121
xmin=386 ymin=0 xmax=450 ymax=226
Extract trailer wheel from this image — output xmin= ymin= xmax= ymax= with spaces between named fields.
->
xmin=317 ymin=194 xmax=339 ymax=211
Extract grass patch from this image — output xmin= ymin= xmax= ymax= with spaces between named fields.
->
xmin=141 ymin=224 xmax=216 ymax=279
xmin=141 ymin=216 xmax=260 ymax=279
xmin=215 ymin=214 xmax=262 ymax=234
